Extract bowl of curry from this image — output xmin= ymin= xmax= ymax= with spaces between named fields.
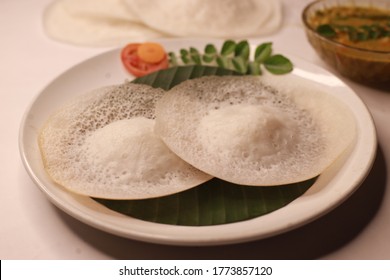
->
xmin=302 ymin=0 xmax=390 ymax=84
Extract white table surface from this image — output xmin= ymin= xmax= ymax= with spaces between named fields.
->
xmin=1 ymin=0 xmax=389 ymax=259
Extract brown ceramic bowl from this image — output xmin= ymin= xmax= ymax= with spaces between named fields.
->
xmin=302 ymin=0 xmax=390 ymax=84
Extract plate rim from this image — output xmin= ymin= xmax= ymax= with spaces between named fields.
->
xmin=18 ymin=41 xmax=377 ymax=246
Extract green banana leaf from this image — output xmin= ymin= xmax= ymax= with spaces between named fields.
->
xmin=94 ymin=65 xmax=316 ymax=226
xmin=95 ymin=178 xmax=315 ymax=226
xmin=131 ymin=65 xmax=240 ymax=90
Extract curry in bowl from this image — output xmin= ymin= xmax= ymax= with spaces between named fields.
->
xmin=303 ymin=0 xmax=390 ymax=83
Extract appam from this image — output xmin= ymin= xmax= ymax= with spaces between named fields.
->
xmin=124 ymin=0 xmax=282 ymax=38
xmin=43 ymin=0 xmax=166 ymax=46
xmin=155 ymin=75 xmax=357 ymax=186
xmin=38 ymin=82 xmax=212 ymax=199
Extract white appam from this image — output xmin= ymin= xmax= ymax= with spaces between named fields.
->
xmin=43 ymin=0 xmax=166 ymax=47
xmin=38 ymin=82 xmax=212 ymax=199
xmin=124 ymin=0 xmax=282 ymax=38
xmin=155 ymin=75 xmax=357 ymax=186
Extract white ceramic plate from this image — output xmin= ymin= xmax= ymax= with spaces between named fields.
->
xmin=19 ymin=40 xmax=377 ymax=246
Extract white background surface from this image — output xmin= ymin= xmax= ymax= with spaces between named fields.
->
xmin=1 ymin=0 xmax=389 ymax=259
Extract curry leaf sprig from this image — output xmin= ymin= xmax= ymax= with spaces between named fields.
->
xmin=168 ymin=40 xmax=293 ymax=75
xmin=317 ymin=22 xmax=390 ymax=42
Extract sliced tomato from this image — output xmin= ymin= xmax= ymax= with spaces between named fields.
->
xmin=120 ymin=43 xmax=169 ymax=77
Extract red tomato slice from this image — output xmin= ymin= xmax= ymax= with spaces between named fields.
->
xmin=120 ymin=43 xmax=169 ymax=77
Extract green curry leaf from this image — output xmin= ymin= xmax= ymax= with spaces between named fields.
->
xmin=234 ymin=40 xmax=250 ymax=60
xmin=264 ymin=55 xmax=294 ymax=75
xmin=317 ymin=24 xmax=337 ymax=38
xmin=255 ymin=42 xmax=273 ymax=63
xmin=220 ymin=40 xmax=236 ymax=55
xmin=170 ymin=40 xmax=293 ymax=76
